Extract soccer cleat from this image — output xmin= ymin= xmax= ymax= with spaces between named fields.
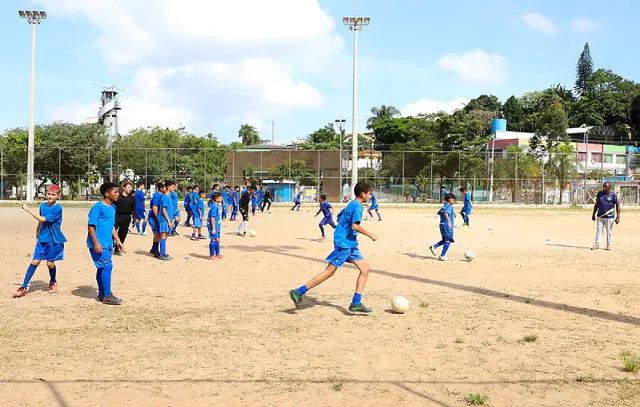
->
xmin=590 ymin=245 xmax=599 ymax=250
xmin=349 ymin=303 xmax=373 ymax=313
xmin=48 ymin=282 xmax=58 ymax=294
xmin=13 ymin=287 xmax=27 ymax=298
xmin=159 ymin=255 xmax=172 ymax=261
xmin=197 ymin=235 xmax=206 ymax=240
xmin=429 ymin=246 xmax=437 ymax=257
xmin=438 ymin=256 xmax=449 ymax=261
xmin=102 ymin=294 xmax=122 ymax=305
xmin=289 ymin=290 xmax=303 ymax=309
xmin=190 ymin=236 xmax=198 ymax=241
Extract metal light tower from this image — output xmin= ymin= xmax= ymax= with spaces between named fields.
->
xmin=334 ymin=118 xmax=346 ymax=200
xmin=343 ymin=16 xmax=370 ymax=198
xmin=18 ymin=10 xmax=47 ymax=202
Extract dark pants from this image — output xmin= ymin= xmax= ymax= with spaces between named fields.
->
xmin=114 ymin=214 xmax=131 ymax=252
xmin=262 ymin=199 xmax=271 ymax=212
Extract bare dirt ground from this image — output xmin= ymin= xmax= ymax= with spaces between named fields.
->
xmin=1 ymin=204 xmax=639 ymax=407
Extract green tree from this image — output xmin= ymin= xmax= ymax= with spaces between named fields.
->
xmin=366 ymin=105 xmax=401 ymax=130
xmin=301 ymin=123 xmax=339 ymax=149
xmin=269 ymin=159 xmax=316 ymax=185
xmin=464 ymin=94 xmax=502 ymax=113
xmin=0 ymin=128 xmax=43 ymax=198
xmin=529 ymin=102 xmax=569 ymax=157
xmin=574 ymin=42 xmax=594 ymax=97
xmin=630 ymin=93 xmax=640 ymax=138
xmin=493 ymin=145 xmax=540 ymax=203
xmin=502 ymin=96 xmax=525 ymax=131
xmin=238 ymin=124 xmax=260 ymax=146
xmin=546 ymin=143 xmax=578 ymax=204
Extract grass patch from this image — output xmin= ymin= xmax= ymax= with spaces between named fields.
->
xmin=575 ymin=374 xmax=595 ymax=382
xmin=621 ymin=350 xmax=640 ymax=373
xmin=465 ymin=393 xmax=488 ymax=405
xmin=419 ymin=301 xmax=429 ymax=308
xmin=455 ymin=337 xmax=465 ymax=344
xmin=518 ymin=335 xmax=538 ymax=344
xmin=331 ymin=382 xmax=343 ymax=391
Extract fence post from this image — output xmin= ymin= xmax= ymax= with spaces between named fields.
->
xmin=58 ymin=148 xmax=61 ymax=197
xmin=117 ymin=148 xmax=120 ymax=182
xmin=514 ymin=151 xmax=518 ymax=204
xmin=317 ymin=150 xmax=321 ymax=196
xmin=430 ymin=153 xmax=433 ymax=201
xmin=204 ymin=149 xmax=207 ymax=186
xmin=260 ymin=151 xmax=263 ymax=186
xmin=87 ymin=148 xmax=91 ymax=200
xmin=1 ymin=148 xmax=4 ymax=200
xmin=232 ymin=151 xmax=236 ymax=188
xmin=288 ymin=150 xmax=292 ymax=201
xmin=174 ymin=148 xmax=177 ymax=182
xmin=401 ymin=151 xmax=405 ymax=203
xmin=458 ymin=151 xmax=461 ymax=189
xmin=145 ymin=150 xmax=148 ymax=189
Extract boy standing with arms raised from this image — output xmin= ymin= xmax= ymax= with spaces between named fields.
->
xmin=87 ymin=182 xmax=124 ymax=305
xmin=289 ymin=182 xmax=377 ymax=313
xmin=14 ymin=185 xmax=66 ymax=297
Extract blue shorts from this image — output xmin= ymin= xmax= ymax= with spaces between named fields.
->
xmin=439 ymin=224 xmax=455 ymax=243
xmin=33 ymin=242 xmax=64 ymax=262
xmin=326 ymin=246 xmax=364 ymax=268
xmin=192 ymin=217 xmax=203 ymax=228
xmin=173 ymin=210 xmax=180 ymax=219
xmin=135 ymin=208 xmax=146 ymax=220
xmin=208 ymin=223 xmax=221 ymax=239
xmin=158 ymin=219 xmax=170 ymax=233
xmin=369 ymin=205 xmax=379 ymax=211
xmin=319 ymin=216 xmax=336 ymax=227
xmin=148 ymin=217 xmax=159 ymax=233
xmin=461 ymin=206 xmax=471 ymax=215
xmin=89 ymin=248 xmax=113 ymax=268
xmin=185 ymin=206 xmax=191 ymax=214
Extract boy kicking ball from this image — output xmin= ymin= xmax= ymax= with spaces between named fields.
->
xmin=430 ymin=193 xmax=455 ymax=261
xmin=289 ymin=182 xmax=378 ymax=313
xmin=14 ymin=185 xmax=66 ymax=297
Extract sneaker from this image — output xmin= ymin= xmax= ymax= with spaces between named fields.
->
xmin=13 ymin=287 xmax=27 ymax=298
xmin=438 ymin=256 xmax=449 ymax=261
xmin=140 ymin=232 xmax=147 ymax=236
xmin=197 ymin=235 xmax=206 ymax=240
xmin=159 ymin=255 xmax=172 ymax=261
xmin=48 ymin=282 xmax=58 ymax=294
xmin=590 ymin=245 xmax=599 ymax=250
xmin=208 ymin=256 xmax=217 ymax=260
xmin=429 ymin=246 xmax=437 ymax=257
xmin=349 ymin=303 xmax=373 ymax=313
xmin=102 ymin=294 xmax=122 ymax=305
xmin=289 ymin=290 xmax=303 ymax=309
xmin=190 ymin=236 xmax=198 ymax=241
xmin=216 ymin=255 xmax=224 ymax=259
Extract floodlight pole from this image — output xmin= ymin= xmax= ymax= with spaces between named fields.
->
xmin=344 ymin=16 xmax=369 ymax=199
xmin=19 ymin=11 xmax=46 ymax=202
xmin=489 ymin=134 xmax=496 ymax=202
xmin=335 ymin=119 xmax=346 ymax=201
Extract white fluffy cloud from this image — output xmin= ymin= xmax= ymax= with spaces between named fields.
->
xmin=38 ymin=0 xmax=341 ymax=137
xmin=402 ymin=98 xmax=470 ymax=117
xmin=438 ymin=50 xmax=507 ymax=84
xmin=572 ymin=18 xmax=601 ymax=32
xmin=522 ymin=13 xmax=560 ymax=35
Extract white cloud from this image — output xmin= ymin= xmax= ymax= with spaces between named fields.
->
xmin=438 ymin=50 xmax=507 ymax=84
xmin=572 ymin=18 xmax=601 ymax=32
xmin=402 ymin=98 xmax=470 ymax=117
xmin=522 ymin=13 xmax=560 ymax=35
xmin=38 ymin=0 xmax=342 ymax=139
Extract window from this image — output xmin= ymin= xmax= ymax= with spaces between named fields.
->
xmin=578 ymin=152 xmax=587 ymax=161
xmin=604 ymin=154 xmax=613 ymax=164
xmin=616 ymin=155 xmax=626 ymax=165
xmin=591 ymin=153 xmax=602 ymax=163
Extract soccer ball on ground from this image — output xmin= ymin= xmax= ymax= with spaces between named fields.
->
xmin=464 ymin=251 xmax=475 ymax=261
xmin=249 ymin=230 xmax=257 ymax=237
xmin=391 ymin=296 xmax=410 ymax=314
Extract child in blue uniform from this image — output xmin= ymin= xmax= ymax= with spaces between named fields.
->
xmin=169 ymin=182 xmax=180 ymax=236
xmin=251 ymin=189 xmax=258 ymax=216
xmin=257 ymin=186 xmax=264 ymax=211
xmin=148 ymin=182 xmax=166 ymax=258
xmin=208 ymin=192 xmax=223 ymax=259
xmin=157 ymin=181 xmax=174 ymax=260
xmin=367 ymin=193 xmax=382 ymax=221
xmin=87 ymin=182 xmax=124 ymax=305
xmin=191 ymin=190 xmax=207 ymax=240
xmin=208 ymin=183 xmax=220 ymax=209
xmin=289 ymin=182 xmax=378 ymax=313
xmin=460 ymin=187 xmax=472 ymax=227
xmin=183 ymin=186 xmax=193 ymax=227
xmin=221 ymin=186 xmax=230 ymax=220
xmin=230 ymin=186 xmax=240 ymax=221
xmin=134 ymin=182 xmax=147 ymax=235
xmin=291 ymin=191 xmax=302 ymax=211
xmin=315 ymin=194 xmax=336 ymax=240
xmin=429 ymin=193 xmax=456 ymax=261
xmin=14 ymin=185 xmax=66 ymax=297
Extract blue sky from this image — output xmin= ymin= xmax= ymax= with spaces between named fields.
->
xmin=1 ymin=0 xmax=638 ymax=144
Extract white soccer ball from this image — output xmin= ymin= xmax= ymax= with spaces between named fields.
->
xmin=249 ymin=230 xmax=257 ymax=237
xmin=391 ymin=296 xmax=410 ymax=314
xmin=465 ymin=251 xmax=475 ymax=261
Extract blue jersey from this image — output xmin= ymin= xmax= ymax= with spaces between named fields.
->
xmin=251 ymin=192 xmax=258 ymax=205
xmin=195 ymin=199 xmax=205 ymax=218
xmin=184 ymin=192 xmax=191 ymax=210
xmin=438 ymin=202 xmax=455 ymax=227
xmin=232 ymin=191 xmax=239 ymax=206
xmin=295 ymin=193 xmax=302 ymax=204
xmin=38 ymin=202 xmax=67 ymax=244
xmin=463 ymin=192 xmax=472 ymax=212
xmin=257 ymin=190 xmax=264 ymax=201
xmin=369 ymin=194 xmax=378 ymax=208
xmin=134 ymin=189 xmax=146 ymax=212
xmin=160 ymin=194 xmax=172 ymax=222
xmin=208 ymin=204 xmax=221 ymax=227
xmin=170 ymin=191 xmax=179 ymax=213
xmin=87 ymin=201 xmax=115 ymax=250
xmin=221 ymin=190 xmax=229 ymax=205
xmin=148 ymin=191 xmax=163 ymax=219
xmin=207 ymin=190 xmax=217 ymax=208
xmin=596 ymin=191 xmax=618 ymax=218
xmin=334 ymin=200 xmax=364 ymax=248
xmin=319 ymin=201 xmax=333 ymax=218
xmin=191 ymin=191 xmax=199 ymax=207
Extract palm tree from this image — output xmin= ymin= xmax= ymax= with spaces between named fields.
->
xmin=238 ymin=124 xmax=260 ymax=146
xmin=547 ymin=143 xmax=578 ymax=204
xmin=366 ymin=105 xmax=401 ymax=130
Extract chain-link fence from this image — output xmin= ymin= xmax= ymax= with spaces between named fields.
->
xmin=1 ymin=147 xmax=638 ymax=205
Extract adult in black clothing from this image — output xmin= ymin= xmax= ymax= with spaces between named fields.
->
xmin=262 ymin=188 xmax=272 ymax=212
xmin=114 ymin=182 xmax=135 ymax=255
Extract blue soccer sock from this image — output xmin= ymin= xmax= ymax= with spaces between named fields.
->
xmin=368 ymin=210 xmax=373 ymax=218
xmin=352 ymin=292 xmax=362 ymax=305
xmin=433 ymin=240 xmax=445 ymax=249
xmin=48 ymin=266 xmax=57 ymax=283
xmin=215 ymin=242 xmax=220 ymax=256
xmin=466 ymin=215 xmax=470 ymax=226
xmin=441 ymin=242 xmax=451 ymax=257
xmin=142 ymin=221 xmax=147 ymax=233
xmin=135 ymin=222 xmax=141 ymax=234
xmin=377 ymin=212 xmax=382 ymax=220
xmin=295 ymin=285 xmax=309 ymax=296
xmin=100 ymin=265 xmax=113 ymax=297
xmin=159 ymin=238 xmax=167 ymax=256
xmin=22 ymin=264 xmax=37 ymax=288
xmin=186 ymin=213 xmax=192 ymax=224
xmin=209 ymin=240 xmax=215 ymax=256
xmin=319 ymin=224 xmax=325 ymax=237
xmin=173 ymin=219 xmax=179 ymax=230
xmin=96 ymin=267 xmax=104 ymax=297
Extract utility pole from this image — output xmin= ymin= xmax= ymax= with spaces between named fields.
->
xmin=335 ymin=118 xmax=346 ymax=201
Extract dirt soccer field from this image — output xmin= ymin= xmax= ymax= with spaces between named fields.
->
xmin=0 ymin=204 xmax=639 ymax=407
